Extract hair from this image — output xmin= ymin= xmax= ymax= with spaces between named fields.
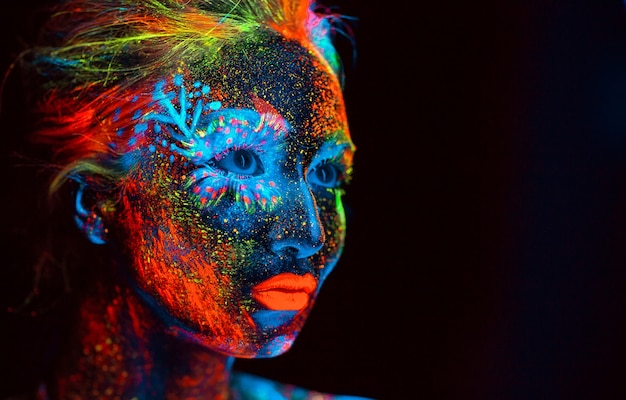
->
xmin=15 ymin=0 xmax=351 ymax=199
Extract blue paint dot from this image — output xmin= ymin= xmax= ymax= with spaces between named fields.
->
xmin=116 ymin=128 xmax=124 ymax=137
xmin=149 ymin=144 xmax=156 ymax=153
xmin=134 ymin=123 xmax=148 ymax=134
xmin=155 ymin=124 xmax=161 ymax=133
xmin=174 ymin=74 xmax=183 ymax=86
xmin=169 ymin=155 xmax=175 ymax=163
xmin=209 ymin=101 xmax=221 ymax=110
xmin=113 ymin=108 xmax=121 ymax=122
xmin=162 ymin=139 xmax=167 ymax=147
xmin=188 ymin=92 xmax=194 ymax=99
xmin=202 ymin=85 xmax=210 ymax=95
xmin=132 ymin=110 xmax=142 ymax=120
xmin=194 ymin=81 xmax=201 ymax=88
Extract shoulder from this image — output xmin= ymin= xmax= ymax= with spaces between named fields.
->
xmin=230 ymin=371 xmax=375 ymax=400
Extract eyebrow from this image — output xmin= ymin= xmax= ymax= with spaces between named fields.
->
xmin=314 ymin=139 xmax=355 ymax=162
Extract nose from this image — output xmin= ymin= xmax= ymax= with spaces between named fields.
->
xmin=269 ymin=180 xmax=325 ymax=259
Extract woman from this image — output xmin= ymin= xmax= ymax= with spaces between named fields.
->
xmin=3 ymin=0 xmax=368 ymax=398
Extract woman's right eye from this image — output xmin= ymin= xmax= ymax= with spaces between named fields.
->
xmin=212 ymin=149 xmax=264 ymax=176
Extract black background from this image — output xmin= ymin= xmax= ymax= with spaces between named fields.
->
xmin=4 ymin=1 xmax=626 ymax=399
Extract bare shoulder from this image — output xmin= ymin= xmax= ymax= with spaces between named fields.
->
xmin=230 ymin=371 xmax=375 ymax=400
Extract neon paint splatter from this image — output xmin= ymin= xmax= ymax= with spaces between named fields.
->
xmin=137 ymin=73 xmax=288 ymax=211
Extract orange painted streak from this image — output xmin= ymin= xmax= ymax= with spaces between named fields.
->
xmin=36 ymin=86 xmax=153 ymax=172
xmin=119 ymin=189 xmax=247 ymax=344
xmin=155 ymin=218 xmax=239 ymax=340
xmin=306 ymin=72 xmax=349 ymax=141
xmin=269 ymin=0 xmax=309 ymax=43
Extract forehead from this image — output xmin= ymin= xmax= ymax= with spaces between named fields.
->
xmin=188 ymin=30 xmax=350 ymax=144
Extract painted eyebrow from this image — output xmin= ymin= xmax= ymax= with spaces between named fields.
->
xmin=313 ymin=139 xmax=355 ymax=162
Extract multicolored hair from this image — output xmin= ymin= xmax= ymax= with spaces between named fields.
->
xmin=20 ymin=0 xmax=352 ymax=197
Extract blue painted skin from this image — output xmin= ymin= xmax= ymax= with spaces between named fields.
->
xmin=231 ymin=372 xmax=374 ymax=400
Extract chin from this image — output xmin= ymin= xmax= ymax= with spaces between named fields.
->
xmin=254 ymin=334 xmax=298 ymax=358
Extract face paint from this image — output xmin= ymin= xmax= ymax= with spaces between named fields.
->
xmin=107 ymin=33 xmax=354 ymax=358
xmin=145 ymin=78 xmax=288 ymax=211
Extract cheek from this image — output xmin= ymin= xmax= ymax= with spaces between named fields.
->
xmin=113 ymin=176 xmax=262 ymax=347
xmin=316 ymin=191 xmax=348 ymax=279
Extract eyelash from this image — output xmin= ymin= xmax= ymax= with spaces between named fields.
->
xmin=208 ymin=146 xmax=264 ymax=179
xmin=205 ymin=148 xmax=350 ymax=186
xmin=308 ymin=158 xmax=351 ymax=189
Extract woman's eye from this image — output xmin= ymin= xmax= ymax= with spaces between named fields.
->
xmin=309 ymin=163 xmax=340 ymax=188
xmin=214 ymin=149 xmax=263 ymax=176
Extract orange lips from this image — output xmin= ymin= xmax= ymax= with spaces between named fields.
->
xmin=251 ymin=273 xmax=317 ymax=311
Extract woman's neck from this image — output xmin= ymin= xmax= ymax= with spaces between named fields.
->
xmin=49 ymin=282 xmax=234 ymax=400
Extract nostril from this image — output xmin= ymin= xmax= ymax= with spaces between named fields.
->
xmin=279 ymin=246 xmax=298 ymax=257
xmin=270 ymin=237 xmax=324 ymax=259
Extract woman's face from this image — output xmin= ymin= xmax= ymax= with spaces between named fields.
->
xmin=107 ymin=34 xmax=354 ymax=358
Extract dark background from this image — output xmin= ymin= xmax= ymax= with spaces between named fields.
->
xmin=4 ymin=0 xmax=626 ymax=399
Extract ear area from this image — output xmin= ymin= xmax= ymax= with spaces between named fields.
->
xmin=74 ymin=184 xmax=107 ymax=245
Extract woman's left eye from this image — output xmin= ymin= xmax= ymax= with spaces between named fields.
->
xmin=309 ymin=162 xmax=341 ymax=188
xmin=213 ymin=149 xmax=263 ymax=176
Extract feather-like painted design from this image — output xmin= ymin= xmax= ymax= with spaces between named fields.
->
xmin=138 ymin=73 xmax=286 ymax=210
